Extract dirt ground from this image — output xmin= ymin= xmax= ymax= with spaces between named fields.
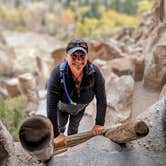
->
xmin=132 ymin=81 xmax=160 ymax=119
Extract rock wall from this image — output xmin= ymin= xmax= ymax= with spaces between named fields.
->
xmin=0 ymin=121 xmax=15 ymax=166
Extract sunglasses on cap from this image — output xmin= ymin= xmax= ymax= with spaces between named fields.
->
xmin=66 ymin=39 xmax=88 ymax=52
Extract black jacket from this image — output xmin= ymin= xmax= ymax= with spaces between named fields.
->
xmin=47 ymin=61 xmax=106 ymax=137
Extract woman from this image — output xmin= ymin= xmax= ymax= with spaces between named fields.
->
xmin=47 ymin=38 xmax=106 ymax=145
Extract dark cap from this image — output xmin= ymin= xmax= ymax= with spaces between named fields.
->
xmin=66 ymin=38 xmax=88 ymax=55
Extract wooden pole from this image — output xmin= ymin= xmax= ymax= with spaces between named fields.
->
xmin=19 ymin=116 xmax=149 ymax=161
xmin=54 ymin=120 xmax=149 ymax=154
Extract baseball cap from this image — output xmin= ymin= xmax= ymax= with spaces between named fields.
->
xmin=66 ymin=38 xmax=88 ymax=55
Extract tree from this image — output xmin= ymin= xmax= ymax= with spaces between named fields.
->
xmin=110 ymin=0 xmax=137 ymax=15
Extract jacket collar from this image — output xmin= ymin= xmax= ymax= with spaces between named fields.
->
xmin=84 ymin=61 xmax=95 ymax=76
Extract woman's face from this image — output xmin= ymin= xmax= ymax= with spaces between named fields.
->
xmin=66 ymin=50 xmax=87 ymax=73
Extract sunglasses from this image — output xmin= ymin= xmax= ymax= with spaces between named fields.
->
xmin=71 ymin=53 xmax=86 ymax=61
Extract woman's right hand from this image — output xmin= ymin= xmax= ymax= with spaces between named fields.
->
xmin=54 ymin=133 xmax=67 ymax=147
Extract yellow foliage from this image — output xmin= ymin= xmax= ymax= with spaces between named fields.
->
xmin=0 ymin=1 xmax=155 ymax=40
xmin=5 ymin=9 xmax=20 ymax=25
xmin=77 ymin=6 xmax=90 ymax=15
xmin=27 ymin=2 xmax=47 ymax=13
xmin=75 ymin=18 xmax=99 ymax=37
xmin=61 ymin=9 xmax=75 ymax=25
xmin=45 ymin=12 xmax=56 ymax=24
xmin=24 ymin=1 xmax=48 ymax=26
xmin=44 ymin=12 xmax=56 ymax=34
xmin=98 ymin=5 xmax=106 ymax=15
xmin=0 ymin=96 xmax=27 ymax=141
xmin=0 ymin=3 xmax=7 ymax=19
xmin=75 ymin=9 xmax=140 ymax=38
xmin=137 ymin=0 xmax=155 ymax=15
xmin=101 ymin=10 xmax=139 ymax=27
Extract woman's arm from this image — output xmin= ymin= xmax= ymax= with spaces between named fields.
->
xmin=93 ymin=65 xmax=107 ymax=126
xmin=47 ymin=65 xmax=61 ymax=137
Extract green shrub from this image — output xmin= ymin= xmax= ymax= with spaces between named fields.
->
xmin=0 ymin=96 xmax=27 ymax=141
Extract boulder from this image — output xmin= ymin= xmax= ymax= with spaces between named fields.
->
xmin=50 ymin=48 xmax=66 ymax=68
xmin=93 ymin=59 xmax=112 ymax=79
xmin=18 ymin=73 xmax=38 ymax=101
xmin=142 ymin=21 xmax=166 ymax=90
xmin=115 ymin=26 xmax=134 ymax=42
xmin=36 ymin=56 xmax=50 ymax=89
xmin=144 ymin=42 xmax=166 ymax=90
xmin=4 ymin=78 xmax=21 ymax=97
xmin=18 ymin=73 xmax=39 ymax=116
xmin=89 ymin=42 xmax=124 ymax=61
xmin=129 ymin=96 xmax=166 ymax=164
xmin=48 ymin=93 xmax=166 ymax=166
xmin=105 ymin=74 xmax=134 ymax=126
xmin=129 ymin=54 xmax=145 ymax=81
xmin=109 ymin=58 xmax=135 ymax=78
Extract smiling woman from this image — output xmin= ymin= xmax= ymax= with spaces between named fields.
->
xmin=47 ymin=38 xmax=107 ymax=147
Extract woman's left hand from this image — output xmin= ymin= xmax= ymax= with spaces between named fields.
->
xmin=92 ymin=125 xmax=104 ymax=135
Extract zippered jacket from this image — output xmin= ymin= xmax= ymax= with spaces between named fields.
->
xmin=47 ymin=61 xmax=107 ymax=137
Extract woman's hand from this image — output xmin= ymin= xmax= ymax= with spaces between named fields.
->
xmin=92 ymin=125 xmax=104 ymax=135
xmin=54 ymin=133 xmax=67 ymax=147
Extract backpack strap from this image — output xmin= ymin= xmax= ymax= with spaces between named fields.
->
xmin=59 ymin=61 xmax=77 ymax=105
xmin=59 ymin=62 xmax=66 ymax=84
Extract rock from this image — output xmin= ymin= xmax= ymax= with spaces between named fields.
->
xmin=49 ymin=135 xmax=161 ymax=166
xmin=130 ymin=54 xmax=145 ymax=81
xmin=47 ymin=93 xmax=166 ymax=166
xmin=49 ymin=136 xmax=122 ymax=166
xmin=18 ymin=73 xmax=39 ymax=115
xmin=0 ymin=86 xmax=8 ymax=99
xmin=18 ymin=73 xmax=38 ymax=102
xmin=105 ymin=75 xmax=134 ymax=126
xmin=159 ymin=83 xmax=166 ymax=99
xmin=89 ymin=42 xmax=124 ymax=61
xmin=92 ymin=59 xmax=112 ymax=79
xmin=92 ymin=59 xmax=107 ymax=68
xmin=109 ymin=58 xmax=135 ymax=78
xmin=143 ymin=22 xmax=166 ymax=90
xmin=0 ymin=32 xmax=6 ymax=45
xmin=152 ymin=0 xmax=166 ymax=23
xmin=0 ymin=121 xmax=16 ymax=166
xmin=2 ymin=31 xmax=63 ymax=74
xmin=132 ymin=22 xmax=144 ymax=42
xmin=0 ymin=45 xmax=15 ymax=75
xmin=2 ymin=31 xmax=57 ymax=50
xmin=115 ymin=26 xmax=135 ymax=42
xmin=130 ymin=96 xmax=166 ymax=162
xmin=4 ymin=78 xmax=22 ymax=97
xmin=50 ymin=48 xmax=66 ymax=68
xmin=36 ymin=56 xmax=50 ymax=89
xmin=14 ymin=142 xmax=45 ymax=166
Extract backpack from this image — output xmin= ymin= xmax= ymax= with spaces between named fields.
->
xmin=59 ymin=61 xmax=95 ymax=89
